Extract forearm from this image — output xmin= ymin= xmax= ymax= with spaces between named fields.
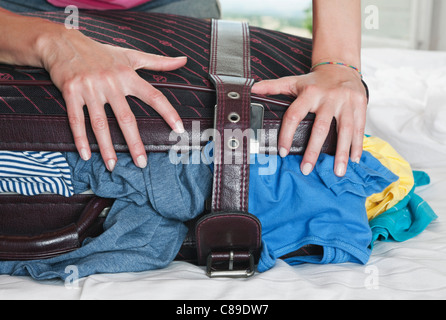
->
xmin=312 ymin=0 xmax=362 ymax=68
xmin=0 ymin=8 xmax=66 ymax=67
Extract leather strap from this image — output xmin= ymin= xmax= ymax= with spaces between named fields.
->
xmin=195 ymin=20 xmax=262 ymax=275
xmin=208 ymin=19 xmax=254 ymax=213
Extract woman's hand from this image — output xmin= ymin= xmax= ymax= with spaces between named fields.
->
xmin=252 ymin=65 xmax=368 ymax=177
xmin=39 ymin=28 xmax=187 ymax=171
xmin=0 ymin=9 xmax=187 ymax=171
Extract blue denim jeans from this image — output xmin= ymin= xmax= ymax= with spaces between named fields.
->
xmin=0 ymin=151 xmax=212 ymax=280
xmin=0 ymin=0 xmax=221 ymax=18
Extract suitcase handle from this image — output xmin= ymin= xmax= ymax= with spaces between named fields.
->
xmin=0 ymin=197 xmax=113 ymax=261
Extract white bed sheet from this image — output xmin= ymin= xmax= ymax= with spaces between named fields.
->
xmin=1 ymin=48 xmax=445 ymax=300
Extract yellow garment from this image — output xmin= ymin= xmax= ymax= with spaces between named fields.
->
xmin=364 ymin=136 xmax=414 ymax=220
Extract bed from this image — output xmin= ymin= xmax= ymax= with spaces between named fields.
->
xmin=1 ymin=47 xmax=445 ymax=300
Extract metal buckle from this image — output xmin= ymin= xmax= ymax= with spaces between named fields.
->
xmin=206 ymin=251 xmax=255 ymax=278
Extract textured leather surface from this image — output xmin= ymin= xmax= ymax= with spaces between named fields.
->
xmin=195 ymin=212 xmax=262 ymax=265
xmin=0 ymin=195 xmax=113 ymax=260
xmin=0 ymin=110 xmax=337 ymax=154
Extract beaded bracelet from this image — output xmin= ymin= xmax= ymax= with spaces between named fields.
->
xmin=311 ymin=61 xmax=363 ymax=79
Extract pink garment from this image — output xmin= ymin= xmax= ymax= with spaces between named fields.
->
xmin=47 ymin=0 xmax=152 ymax=10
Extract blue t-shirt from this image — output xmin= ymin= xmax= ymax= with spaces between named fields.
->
xmin=247 ymin=151 xmax=398 ymax=272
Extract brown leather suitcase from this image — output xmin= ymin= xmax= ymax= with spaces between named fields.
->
xmin=0 ymin=11 xmax=338 ymax=277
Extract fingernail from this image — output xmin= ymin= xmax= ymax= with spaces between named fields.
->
xmin=336 ymin=163 xmax=346 ymax=177
xmin=107 ymin=159 xmax=116 ymax=172
xmin=352 ymin=157 xmax=360 ymax=164
xmin=174 ymin=120 xmax=185 ymax=134
xmin=80 ymin=148 xmax=90 ymax=161
xmin=136 ymin=155 xmax=147 ymax=168
xmin=302 ymin=163 xmax=313 ymax=176
xmin=279 ymin=147 xmax=288 ymax=158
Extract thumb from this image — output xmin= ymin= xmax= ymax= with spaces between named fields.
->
xmin=126 ymin=50 xmax=188 ymax=71
xmin=252 ymin=76 xmax=304 ymax=96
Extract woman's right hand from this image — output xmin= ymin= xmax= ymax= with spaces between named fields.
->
xmin=38 ymin=27 xmax=187 ymax=171
xmin=252 ymin=64 xmax=367 ymax=177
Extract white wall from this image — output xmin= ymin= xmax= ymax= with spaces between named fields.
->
xmin=430 ymin=0 xmax=446 ymax=51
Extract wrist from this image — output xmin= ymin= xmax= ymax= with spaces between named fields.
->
xmin=310 ymin=61 xmax=363 ymax=80
xmin=312 ymin=51 xmax=361 ymax=69
xmin=34 ymin=21 xmax=73 ymax=69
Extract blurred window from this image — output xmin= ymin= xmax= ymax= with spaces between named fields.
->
xmin=219 ymin=0 xmax=313 ymax=38
xmin=219 ymin=0 xmax=435 ymax=49
xmin=361 ymin=0 xmax=433 ymax=49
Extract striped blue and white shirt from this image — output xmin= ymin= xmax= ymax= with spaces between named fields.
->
xmin=0 ymin=151 xmax=74 ymax=197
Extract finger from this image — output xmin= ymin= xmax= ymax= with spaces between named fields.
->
xmin=278 ymin=98 xmax=310 ymax=158
xmin=109 ymin=94 xmax=147 ymax=168
xmin=350 ymin=99 xmax=367 ymax=164
xmin=334 ymin=112 xmax=354 ymax=177
xmin=64 ymin=92 xmax=91 ymax=161
xmin=301 ymin=111 xmax=334 ymax=176
xmin=84 ymin=96 xmax=117 ymax=172
xmin=130 ymin=77 xmax=184 ymax=134
xmin=252 ymin=76 xmax=299 ymax=96
xmin=126 ymin=50 xmax=188 ymax=71
xmin=350 ymin=124 xmax=365 ymax=164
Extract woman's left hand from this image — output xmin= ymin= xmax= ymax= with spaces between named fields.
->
xmin=252 ymin=65 xmax=368 ymax=177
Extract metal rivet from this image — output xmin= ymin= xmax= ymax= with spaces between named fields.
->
xmin=227 ymin=138 xmax=240 ymax=150
xmin=228 ymin=112 xmax=241 ymax=123
xmin=227 ymin=92 xmax=240 ymax=99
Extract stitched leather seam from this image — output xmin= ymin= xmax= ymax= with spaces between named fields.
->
xmin=216 ymin=78 xmax=224 ymax=211
xmin=241 ymin=80 xmax=249 ymax=211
